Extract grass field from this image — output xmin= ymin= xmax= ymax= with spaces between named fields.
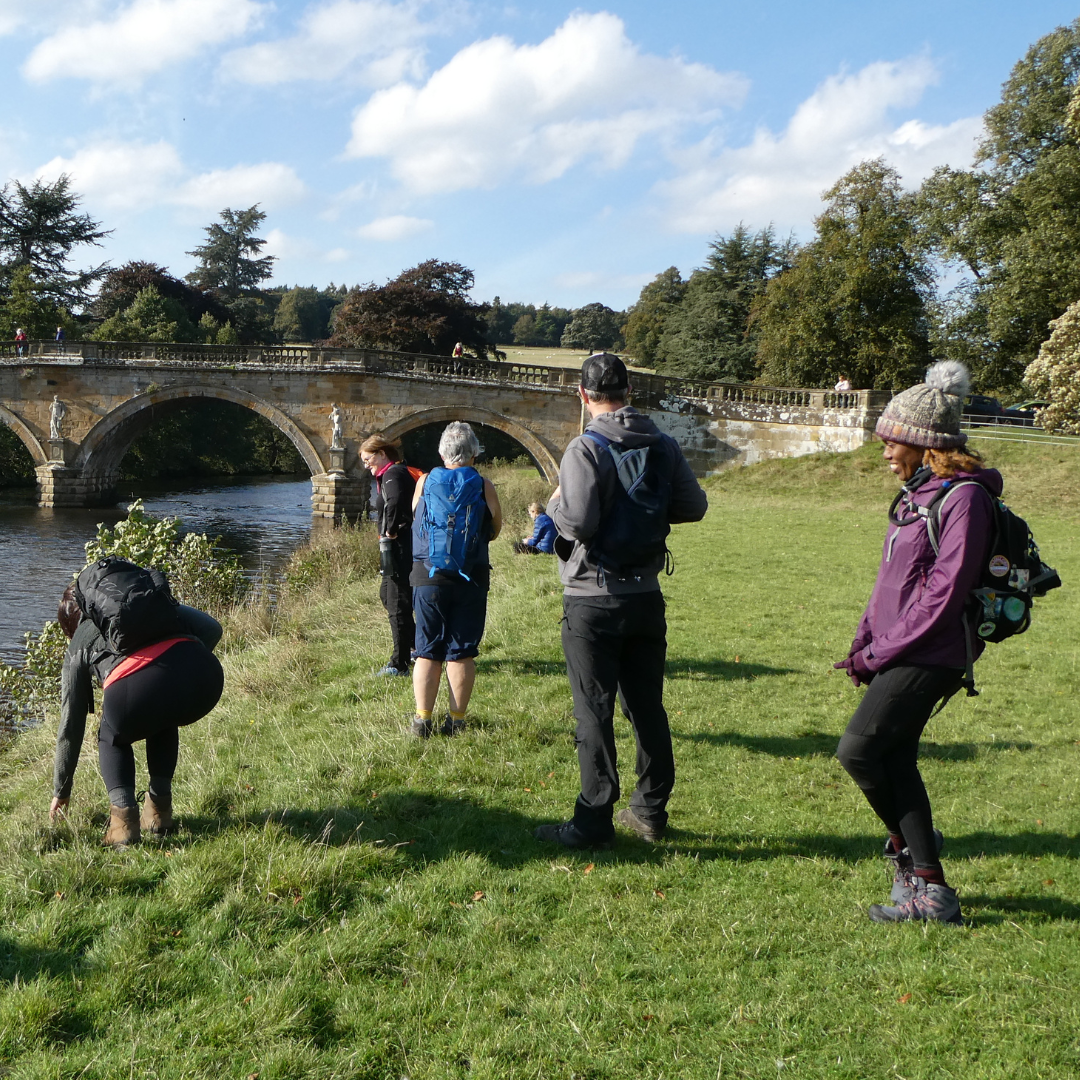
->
xmin=1 ymin=441 xmax=1078 ymax=1079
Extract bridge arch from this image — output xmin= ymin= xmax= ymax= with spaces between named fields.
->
xmin=75 ymin=384 xmax=324 ymax=487
xmin=381 ymin=405 xmax=561 ymax=483
xmin=0 ymin=404 xmax=48 ymax=467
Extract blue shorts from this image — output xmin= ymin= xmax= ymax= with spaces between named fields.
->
xmin=412 ymin=580 xmax=488 ymax=662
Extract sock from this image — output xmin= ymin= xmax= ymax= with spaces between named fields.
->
xmin=148 ymin=776 xmax=172 ymax=803
xmin=108 ymin=786 xmax=137 ymax=809
xmin=913 ymin=865 xmax=947 ymax=887
xmin=415 ymin=709 xmax=432 ymax=721
xmin=888 ymin=833 xmax=906 ymax=857
xmin=449 ymin=709 xmax=466 ymax=721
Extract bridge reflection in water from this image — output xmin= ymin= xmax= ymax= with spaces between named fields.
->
xmin=1 ymin=339 xmax=889 ymax=518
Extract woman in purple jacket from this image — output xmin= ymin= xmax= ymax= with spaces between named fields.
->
xmin=835 ymin=361 xmax=999 ymax=926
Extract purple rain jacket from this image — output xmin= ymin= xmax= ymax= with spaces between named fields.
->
xmin=850 ymin=467 xmax=1003 ymax=674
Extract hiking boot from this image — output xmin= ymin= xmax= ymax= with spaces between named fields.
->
xmin=885 ymin=828 xmax=944 ymax=903
xmin=438 ymin=714 xmax=465 ymax=737
xmin=615 ymin=807 xmax=665 ymax=842
xmin=409 ymin=715 xmax=433 ymax=739
xmin=104 ymin=805 xmax=140 ymax=849
xmin=533 ymin=820 xmax=612 ymax=850
xmin=377 ymin=663 xmax=409 ymax=677
xmin=141 ymin=793 xmax=174 ymax=836
xmin=869 ymin=883 xmax=963 ymax=926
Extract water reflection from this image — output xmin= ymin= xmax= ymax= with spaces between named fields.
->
xmin=0 ymin=475 xmax=314 ymax=663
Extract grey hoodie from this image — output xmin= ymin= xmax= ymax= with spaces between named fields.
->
xmin=547 ymin=407 xmax=708 ymax=596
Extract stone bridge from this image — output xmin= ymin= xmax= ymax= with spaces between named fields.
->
xmin=1 ymin=339 xmax=889 ymax=518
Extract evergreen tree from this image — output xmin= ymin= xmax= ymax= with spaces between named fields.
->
xmin=0 ymin=265 xmax=73 ymax=340
xmin=755 ymin=161 xmax=931 ymax=390
xmin=623 ymin=267 xmax=686 ymax=367
xmin=560 ymin=303 xmax=624 ymax=351
xmin=186 ymin=205 xmax=275 ymax=299
xmin=91 ymin=286 xmax=199 ymax=343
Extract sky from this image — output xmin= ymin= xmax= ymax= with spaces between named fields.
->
xmin=1 ymin=1 xmax=1077 ymax=311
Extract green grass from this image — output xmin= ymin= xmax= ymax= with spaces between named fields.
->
xmin=1 ymin=443 xmax=1078 ymax=1078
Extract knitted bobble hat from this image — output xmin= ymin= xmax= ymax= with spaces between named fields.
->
xmin=875 ymin=361 xmax=971 ymax=448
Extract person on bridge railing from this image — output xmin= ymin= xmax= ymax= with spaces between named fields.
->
xmin=14 ymin=327 xmax=28 ymax=358
xmin=361 ymin=433 xmax=418 ymax=678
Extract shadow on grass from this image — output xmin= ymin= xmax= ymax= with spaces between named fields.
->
xmin=675 ymin=728 xmax=1037 ymax=760
xmin=961 ymin=894 xmax=1080 ymax=925
xmin=474 ymin=657 xmax=798 ymax=681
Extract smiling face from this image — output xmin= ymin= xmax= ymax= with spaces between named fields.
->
xmin=361 ymin=449 xmax=389 ymax=476
xmin=881 ymin=439 xmax=925 ymax=482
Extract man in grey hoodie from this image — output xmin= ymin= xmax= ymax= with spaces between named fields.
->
xmin=534 ymin=353 xmax=708 ymax=849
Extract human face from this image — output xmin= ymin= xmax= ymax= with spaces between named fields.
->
xmin=881 ymin=440 xmax=925 ymax=482
xmin=361 ymin=449 xmax=388 ymax=476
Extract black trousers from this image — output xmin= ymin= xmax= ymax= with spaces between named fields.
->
xmin=562 ymin=591 xmax=673 ymax=837
xmin=99 ymin=640 xmax=224 ymax=795
xmin=379 ymin=575 xmax=415 ymax=670
xmin=836 ymin=663 xmax=963 ymax=869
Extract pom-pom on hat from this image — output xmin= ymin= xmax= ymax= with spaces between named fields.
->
xmin=875 ymin=361 xmax=971 ymax=449
xmin=581 ymin=352 xmax=629 ymax=393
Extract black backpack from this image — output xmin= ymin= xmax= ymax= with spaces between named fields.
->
xmin=890 ymin=470 xmax=1061 ymax=696
xmin=582 ymin=430 xmax=678 ymax=581
xmin=74 ymin=557 xmax=184 ymax=654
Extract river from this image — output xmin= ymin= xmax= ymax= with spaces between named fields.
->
xmin=0 ymin=475 xmax=317 ymax=665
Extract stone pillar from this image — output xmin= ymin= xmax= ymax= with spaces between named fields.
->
xmin=311 ymin=472 xmax=367 ymax=522
xmin=35 ymin=463 xmax=119 ymax=508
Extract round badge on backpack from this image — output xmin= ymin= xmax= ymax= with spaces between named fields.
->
xmin=1002 ymin=596 xmax=1027 ymax=622
xmin=978 ymin=620 xmax=997 ymax=638
xmin=988 ymin=554 xmax=1010 ymax=577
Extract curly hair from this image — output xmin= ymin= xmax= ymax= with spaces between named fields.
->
xmin=57 ymin=582 xmax=83 ymax=639
xmin=923 ymin=445 xmax=984 ymax=478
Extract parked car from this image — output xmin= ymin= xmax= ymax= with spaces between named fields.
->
xmin=962 ymin=394 xmax=1003 ymax=419
xmin=1003 ymin=399 xmax=1049 ymax=425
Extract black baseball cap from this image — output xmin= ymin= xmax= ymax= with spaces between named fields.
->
xmin=580 ymin=352 xmax=629 ymax=393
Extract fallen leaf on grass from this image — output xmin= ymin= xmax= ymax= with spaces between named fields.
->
xmin=247 ymin=1073 xmax=260 ymax=1079
xmin=472 ymin=890 xmax=485 ymax=901
xmin=583 ymin=863 xmax=595 ymax=875
xmin=642 ymin=1014 xmax=655 ymax=1022
xmin=548 ymin=772 xmax=555 ymax=778
xmin=242 ymin=996 xmax=252 ymax=1005
xmin=898 ymin=993 xmax=912 ymax=1004
xmin=524 ymin=787 xmax=532 ymax=792
xmin=654 ymin=889 xmax=666 ymax=900
xmin=171 ymin=929 xmax=182 ymax=937
xmin=1036 ymin=819 xmax=1043 ymax=826
xmin=54 ymin=891 xmax=64 ymax=900
xmin=1043 ymin=879 xmax=1055 ymax=886
xmin=449 ymin=901 xmax=461 ymax=908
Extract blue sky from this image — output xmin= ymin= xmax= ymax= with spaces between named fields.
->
xmin=1 ymin=1 xmax=1076 ymax=311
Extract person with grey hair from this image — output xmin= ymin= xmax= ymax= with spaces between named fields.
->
xmin=408 ymin=421 xmax=502 ymax=736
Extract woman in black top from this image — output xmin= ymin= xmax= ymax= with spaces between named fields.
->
xmin=361 ymin=433 xmax=417 ymax=676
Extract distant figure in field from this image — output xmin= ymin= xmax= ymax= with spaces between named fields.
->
xmin=513 ymin=501 xmax=557 ymax=554
xmin=50 ymin=563 xmax=224 ymax=848
xmin=834 ymin=375 xmax=853 ymax=392
xmin=409 ymin=422 xmax=502 ymax=737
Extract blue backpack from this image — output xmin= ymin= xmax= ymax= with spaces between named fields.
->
xmin=417 ymin=467 xmax=487 ymax=580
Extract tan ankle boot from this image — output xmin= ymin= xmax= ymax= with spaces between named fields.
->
xmin=141 ymin=793 xmax=174 ymax=835
xmin=104 ymin=805 xmax=140 ymax=848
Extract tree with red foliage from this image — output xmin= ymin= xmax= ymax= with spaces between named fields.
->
xmin=330 ymin=259 xmax=492 ymax=357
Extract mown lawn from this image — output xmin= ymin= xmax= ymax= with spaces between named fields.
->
xmin=1 ymin=441 xmax=1077 ymax=1079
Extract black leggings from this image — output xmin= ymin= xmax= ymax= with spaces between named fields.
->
xmin=99 ymin=640 xmax=224 ymax=796
xmin=836 ymin=664 xmax=963 ymax=869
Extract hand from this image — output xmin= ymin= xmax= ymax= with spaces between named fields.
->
xmin=833 ymin=652 xmax=874 ymax=687
xmin=49 ymin=796 xmax=69 ymax=822
xmin=549 ymin=486 xmax=561 ymax=502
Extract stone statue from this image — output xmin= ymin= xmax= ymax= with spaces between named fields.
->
xmin=49 ymin=395 xmax=66 ymax=440
xmin=329 ymin=403 xmax=344 ymax=450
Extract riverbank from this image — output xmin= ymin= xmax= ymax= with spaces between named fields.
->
xmin=1 ymin=445 xmax=1077 ymax=1078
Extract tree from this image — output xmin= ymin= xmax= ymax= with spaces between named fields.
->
xmin=1024 ymin=298 xmax=1080 ymax=433
xmin=623 ymin=267 xmax=686 ymax=367
xmin=0 ymin=265 xmax=73 ymax=340
xmin=186 ymin=205 xmax=275 ymax=299
xmin=560 ymin=303 xmax=624 ymax=351
xmin=330 ymin=260 xmax=492 ymax=356
xmin=91 ymin=286 xmax=199 ymax=343
xmin=755 ymin=160 xmax=931 ymax=390
xmin=0 ymin=174 xmax=110 ymax=309
xmin=915 ymin=19 xmax=1080 ymax=392
xmin=95 ymin=261 xmax=229 ymax=327
xmin=272 ymin=286 xmax=340 ymax=343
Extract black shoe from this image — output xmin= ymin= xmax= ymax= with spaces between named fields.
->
xmin=409 ymin=715 xmax=433 ymax=738
xmin=616 ymin=807 xmax=665 ymax=842
xmin=533 ymin=820 xmax=612 ymax=850
xmin=439 ymin=714 xmax=465 ymax=736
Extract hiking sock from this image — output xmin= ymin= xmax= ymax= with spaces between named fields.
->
xmin=449 ymin=709 xmax=466 ymax=723
xmin=148 ymin=776 xmax=172 ymax=803
xmin=108 ymin=785 xmax=138 ymax=809
xmin=415 ymin=709 xmax=433 ymax=721
xmin=888 ymin=833 xmax=906 ymax=857
xmin=913 ymin=864 xmax=947 ymax=887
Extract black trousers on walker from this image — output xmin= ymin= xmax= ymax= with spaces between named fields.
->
xmin=836 ymin=663 xmax=963 ymax=869
xmin=379 ymin=574 xmax=415 ymax=670
xmin=99 ymin=640 xmax=224 ymax=796
xmin=562 ymin=591 xmax=673 ymax=838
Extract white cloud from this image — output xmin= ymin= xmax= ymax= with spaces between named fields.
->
xmin=357 ymin=214 xmax=433 ymax=240
xmin=24 ymin=0 xmax=265 ymax=87
xmin=658 ymin=57 xmax=983 ymax=235
xmin=347 ymin=11 xmax=746 ymax=194
xmin=264 ymin=228 xmax=351 ymax=264
xmin=222 ymin=0 xmax=431 ymax=86
xmin=34 ymin=140 xmax=305 ymax=213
